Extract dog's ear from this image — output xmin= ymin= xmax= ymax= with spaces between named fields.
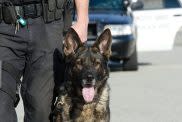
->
xmin=64 ymin=28 xmax=82 ymax=56
xmin=92 ymin=29 xmax=112 ymax=58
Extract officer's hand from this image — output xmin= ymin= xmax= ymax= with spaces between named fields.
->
xmin=71 ymin=21 xmax=88 ymax=43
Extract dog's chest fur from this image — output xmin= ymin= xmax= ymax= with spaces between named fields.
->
xmin=73 ymin=103 xmax=96 ymax=121
xmin=63 ymin=84 xmax=109 ymax=122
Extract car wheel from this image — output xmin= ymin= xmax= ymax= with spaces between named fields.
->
xmin=123 ymin=47 xmax=138 ymax=71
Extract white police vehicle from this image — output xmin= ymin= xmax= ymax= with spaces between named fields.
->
xmin=133 ymin=0 xmax=182 ymax=51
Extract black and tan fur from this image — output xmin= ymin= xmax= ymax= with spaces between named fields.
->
xmin=55 ymin=28 xmax=112 ymax=122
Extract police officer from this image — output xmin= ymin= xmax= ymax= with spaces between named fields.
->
xmin=0 ymin=0 xmax=88 ymax=121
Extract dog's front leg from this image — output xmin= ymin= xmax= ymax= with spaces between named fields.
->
xmin=61 ymin=101 xmax=71 ymax=122
xmin=54 ymin=94 xmax=72 ymax=122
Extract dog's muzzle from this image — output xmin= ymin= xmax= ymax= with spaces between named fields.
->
xmin=82 ymin=74 xmax=96 ymax=87
xmin=81 ymin=74 xmax=96 ymax=103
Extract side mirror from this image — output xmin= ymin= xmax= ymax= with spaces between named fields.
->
xmin=131 ymin=0 xmax=144 ymax=10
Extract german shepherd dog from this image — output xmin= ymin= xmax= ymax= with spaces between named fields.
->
xmin=54 ymin=28 xmax=112 ymax=122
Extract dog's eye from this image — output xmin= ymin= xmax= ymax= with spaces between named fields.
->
xmin=94 ymin=59 xmax=101 ymax=68
xmin=76 ymin=59 xmax=82 ymax=65
xmin=95 ymin=61 xmax=100 ymax=65
xmin=75 ymin=59 xmax=83 ymax=70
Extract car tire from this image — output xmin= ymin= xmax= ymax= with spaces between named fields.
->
xmin=123 ymin=47 xmax=138 ymax=71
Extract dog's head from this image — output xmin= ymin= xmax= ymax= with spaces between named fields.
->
xmin=64 ymin=28 xmax=112 ymax=103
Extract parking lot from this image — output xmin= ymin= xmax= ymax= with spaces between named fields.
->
xmin=16 ymin=44 xmax=182 ymax=122
xmin=110 ymin=45 xmax=182 ymax=122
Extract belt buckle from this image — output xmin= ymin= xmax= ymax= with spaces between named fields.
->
xmin=23 ymin=4 xmax=37 ymax=18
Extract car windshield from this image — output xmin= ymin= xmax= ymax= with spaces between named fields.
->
xmin=89 ymin=0 xmax=123 ymax=10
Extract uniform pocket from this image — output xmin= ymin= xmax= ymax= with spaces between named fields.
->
xmin=48 ymin=0 xmax=56 ymax=12
xmin=56 ymin=0 xmax=65 ymax=9
xmin=0 ymin=4 xmax=2 ymax=23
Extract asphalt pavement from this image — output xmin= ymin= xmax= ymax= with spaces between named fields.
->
xmin=16 ymin=45 xmax=182 ymax=122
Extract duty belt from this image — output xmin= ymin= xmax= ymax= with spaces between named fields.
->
xmin=0 ymin=0 xmax=73 ymax=32
xmin=0 ymin=0 xmax=72 ymax=22
xmin=15 ymin=3 xmax=42 ymax=19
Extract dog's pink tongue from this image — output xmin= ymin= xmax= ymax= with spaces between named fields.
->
xmin=82 ymin=87 xmax=95 ymax=103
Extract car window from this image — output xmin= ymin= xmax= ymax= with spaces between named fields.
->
xmin=89 ymin=0 xmax=123 ymax=10
xmin=140 ymin=0 xmax=181 ymax=10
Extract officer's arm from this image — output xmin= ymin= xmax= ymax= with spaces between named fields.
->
xmin=72 ymin=0 xmax=89 ymax=42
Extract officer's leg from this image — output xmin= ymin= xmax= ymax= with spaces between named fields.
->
xmin=0 ymin=71 xmax=17 ymax=122
xmin=21 ymin=54 xmax=55 ymax=122
xmin=0 ymin=22 xmax=27 ymax=122
xmin=21 ymin=18 xmax=64 ymax=122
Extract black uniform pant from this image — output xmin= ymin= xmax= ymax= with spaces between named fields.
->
xmin=0 ymin=17 xmax=64 ymax=122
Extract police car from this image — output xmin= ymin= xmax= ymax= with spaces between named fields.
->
xmin=133 ymin=0 xmax=182 ymax=51
xmin=87 ymin=0 xmax=142 ymax=71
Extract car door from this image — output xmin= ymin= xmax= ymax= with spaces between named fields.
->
xmin=133 ymin=0 xmax=182 ymax=51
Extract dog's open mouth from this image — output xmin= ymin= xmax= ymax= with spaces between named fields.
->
xmin=82 ymin=87 xmax=95 ymax=103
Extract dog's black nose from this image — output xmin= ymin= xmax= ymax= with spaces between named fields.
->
xmin=87 ymin=74 xmax=94 ymax=82
xmin=82 ymin=74 xmax=95 ymax=87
